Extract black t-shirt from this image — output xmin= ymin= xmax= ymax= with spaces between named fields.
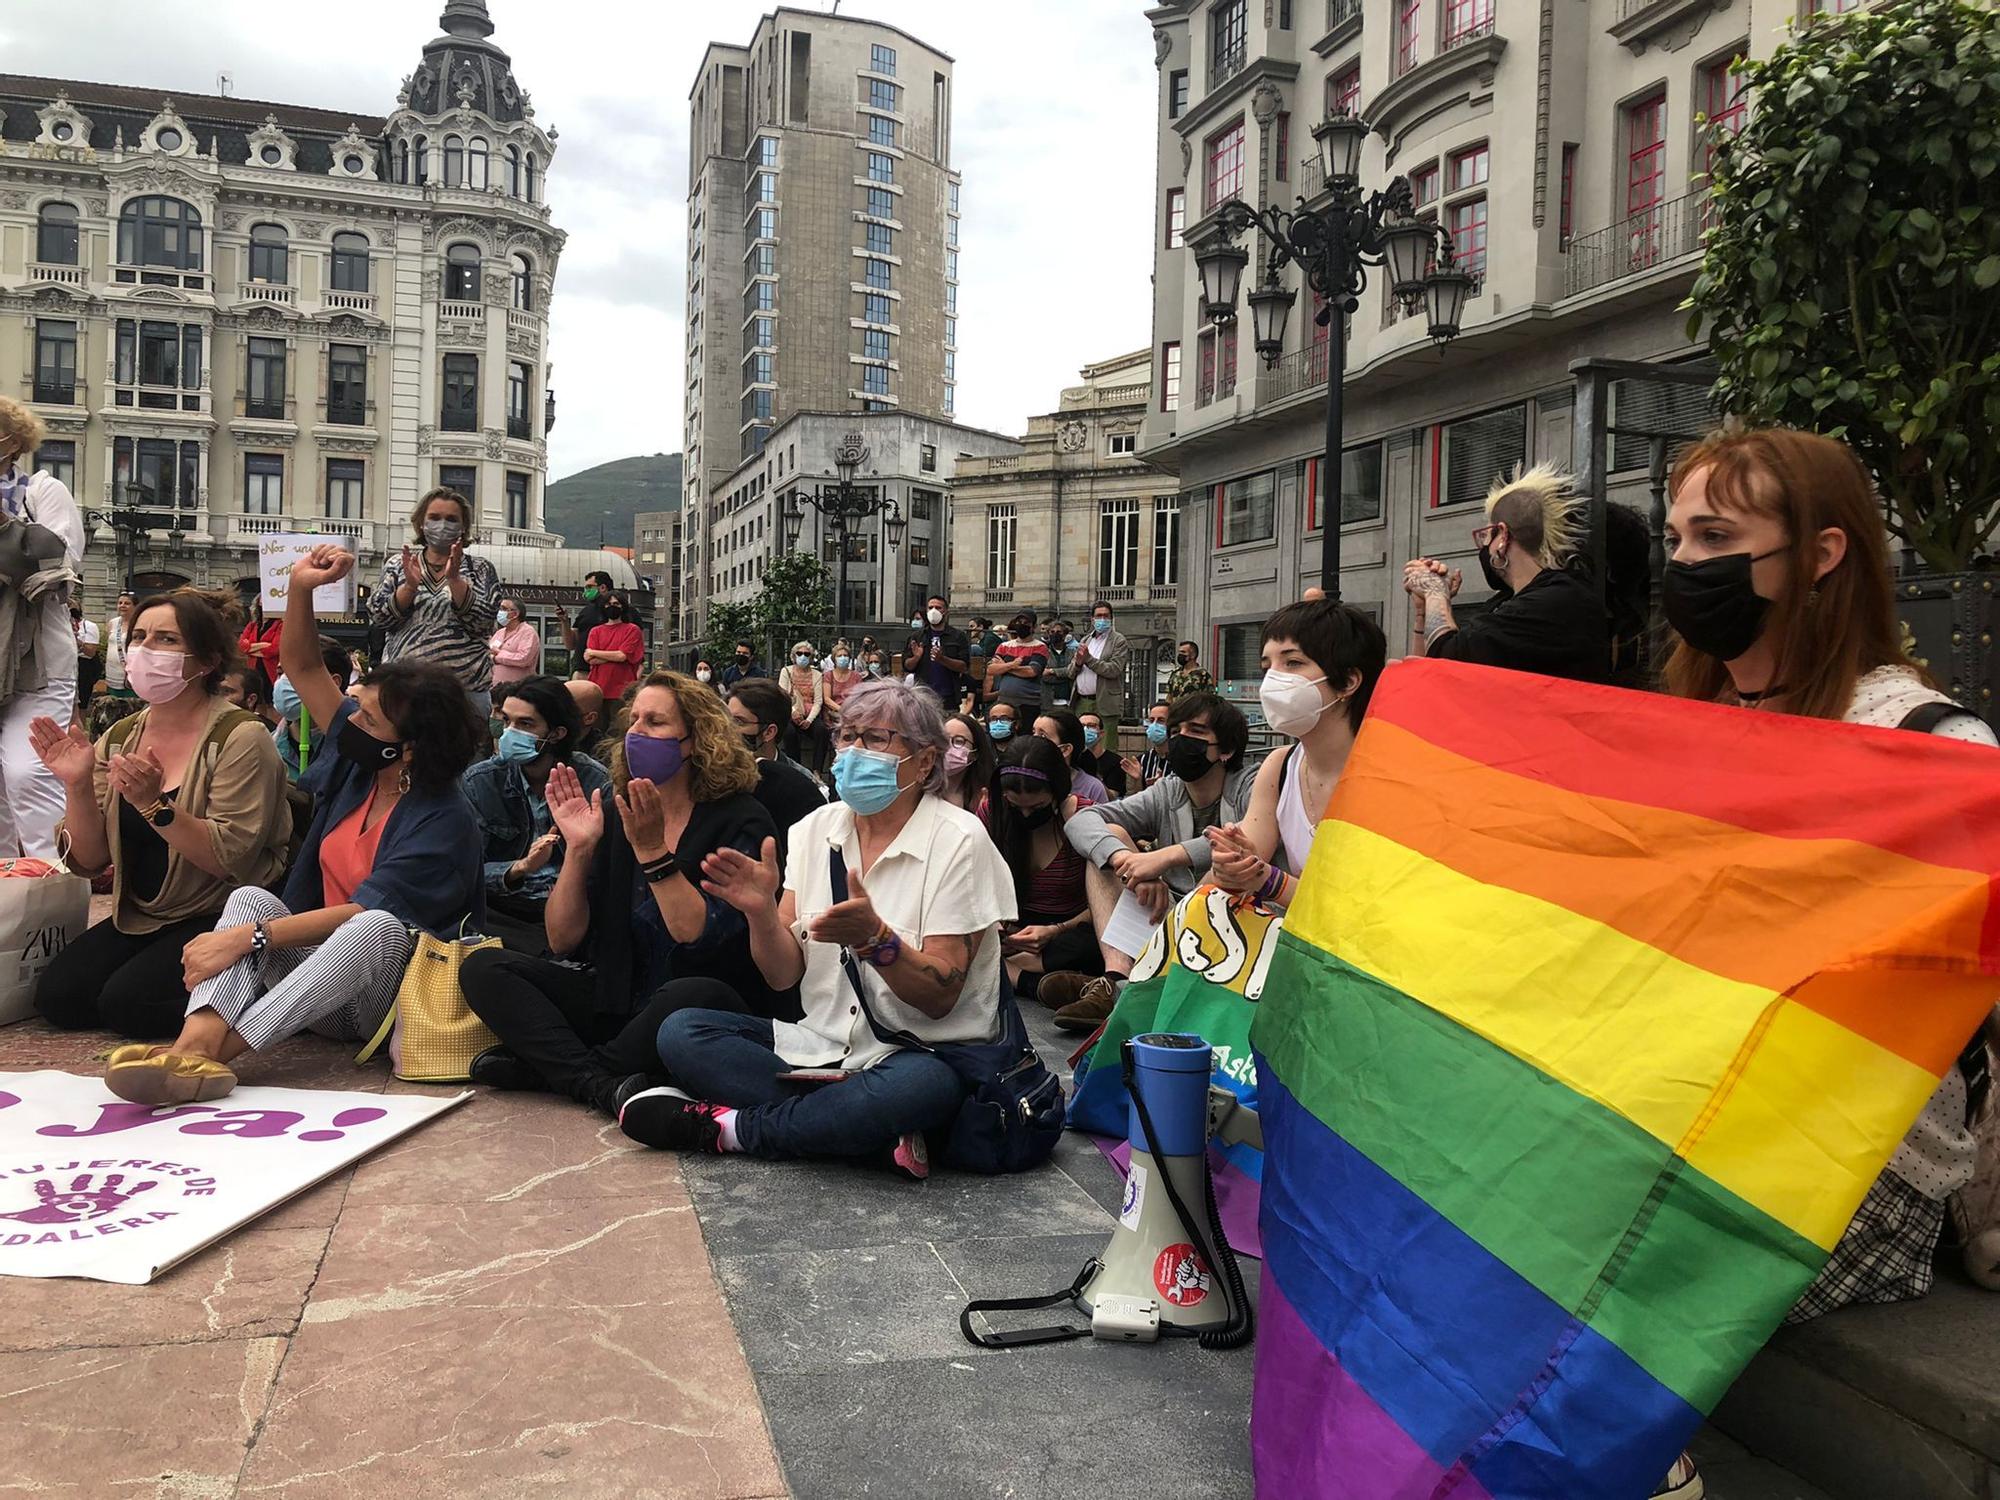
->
xmin=1427 ymin=568 xmax=1611 ymax=684
xmin=756 ymin=757 xmax=825 ymax=866
xmin=571 ymin=600 xmax=608 ymax=648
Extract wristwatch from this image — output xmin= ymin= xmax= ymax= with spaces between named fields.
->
xmin=640 ymin=850 xmax=680 ymax=885
xmin=145 ymin=799 xmax=176 ymax=828
xmin=857 ymin=924 xmax=902 ymax=968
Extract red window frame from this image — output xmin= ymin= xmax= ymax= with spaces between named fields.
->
xmin=1625 ymin=91 xmax=1667 ymax=219
xmin=1442 ymin=0 xmax=1493 ymax=46
xmin=1558 ymin=142 xmax=1577 ymax=248
xmin=1204 ymin=119 xmax=1246 ymax=212
xmin=1448 ymin=195 xmax=1487 ymax=284
xmin=1197 ymin=330 xmax=1218 ymax=406
xmin=1275 ymin=113 xmax=1291 ymax=183
xmin=1160 ymin=342 xmax=1181 ymax=411
xmin=1219 ymin=323 xmax=1238 ymax=396
xmin=1305 ymin=456 xmax=1320 ymax=533
xmin=1165 ymin=188 xmax=1186 ymax=249
xmin=1410 ymin=162 xmax=1439 ymax=209
xmin=1328 ymin=65 xmax=1361 ymax=116
xmin=1395 ymin=0 xmax=1422 ymax=75
xmin=1700 ymin=55 xmax=1748 ymax=178
xmin=1448 ymin=143 xmax=1489 ymax=193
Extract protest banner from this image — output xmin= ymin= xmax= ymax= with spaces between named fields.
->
xmin=257 ymin=533 xmax=358 ymax=615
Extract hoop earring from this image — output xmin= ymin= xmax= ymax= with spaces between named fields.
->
xmin=398 ymin=767 xmax=412 ymax=795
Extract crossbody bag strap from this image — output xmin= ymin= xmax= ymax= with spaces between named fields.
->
xmin=828 ymin=844 xmax=931 ymax=1054
xmin=355 ymin=999 xmax=398 ymax=1064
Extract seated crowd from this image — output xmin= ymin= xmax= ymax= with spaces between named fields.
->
xmin=17 ymin=425 xmax=1997 ymax=1390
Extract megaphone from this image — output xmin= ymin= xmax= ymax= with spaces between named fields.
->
xmin=960 ymin=1031 xmax=1254 ymax=1351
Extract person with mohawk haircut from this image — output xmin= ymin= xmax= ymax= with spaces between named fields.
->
xmin=1403 ymin=461 xmax=1612 ymax=684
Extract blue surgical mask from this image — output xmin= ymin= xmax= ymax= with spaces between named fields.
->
xmin=1083 ymin=726 xmax=1100 ymax=749
xmin=836 ymin=655 xmax=852 ymax=670
xmin=988 ymin=719 xmax=1013 ymax=741
xmin=1145 ymin=720 xmax=1168 ymax=746
xmin=272 ymin=675 xmax=303 ymax=724
xmin=833 ymin=746 xmax=908 ymax=815
xmin=495 ymin=611 xmax=512 ymax=629
xmin=496 ymin=726 xmax=544 ymax=764
xmin=1093 ymin=617 xmax=1112 ymax=635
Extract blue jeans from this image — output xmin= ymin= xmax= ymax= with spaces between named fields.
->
xmin=657 ymin=1009 xmax=964 ymax=1161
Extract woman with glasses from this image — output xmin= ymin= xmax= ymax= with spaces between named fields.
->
xmin=988 ymin=734 xmax=1101 ymax=1001
xmin=621 ymin=679 xmax=1017 ymax=1181
xmin=939 ymin=712 xmax=994 ymax=817
xmin=462 ymin=669 xmax=786 ymax=1117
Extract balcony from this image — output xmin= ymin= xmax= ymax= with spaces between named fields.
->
xmin=243 ymin=399 xmax=287 ymax=422
xmin=1560 ymin=189 xmax=1704 ymax=300
xmin=27 ymin=263 xmax=85 ymax=287
xmin=1208 ymin=42 xmax=1249 ymax=93
xmin=506 ymin=416 xmax=533 ymax=441
xmin=506 ymin=308 xmax=540 ymax=339
xmin=325 ymin=290 xmax=376 ymax=314
xmin=1609 ymin=0 xmax=1727 ymax=53
xmin=32 ymin=381 xmax=78 ymax=407
xmin=1371 ymin=20 xmax=1507 ymax=157
xmin=440 ymin=299 xmax=484 ymax=321
xmin=503 ymin=529 xmax=560 ymax=549
xmin=243 ymin=282 xmax=295 ymax=306
xmin=1316 ymin=0 xmax=1363 ymax=54
xmin=1258 ymin=340 xmax=1332 ymax=406
xmin=326 ymin=402 xmax=368 ymax=427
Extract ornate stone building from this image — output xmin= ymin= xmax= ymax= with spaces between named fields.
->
xmin=0 ymin=0 xmax=564 ymax=609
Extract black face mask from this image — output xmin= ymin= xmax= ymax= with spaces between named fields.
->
xmin=1167 ymin=733 xmax=1215 ymax=783
xmin=1477 ymin=537 xmax=1510 ymax=594
xmin=1662 ymin=548 xmax=1786 ymax=662
xmin=741 ymin=731 xmax=764 ymax=754
xmin=337 ymin=716 xmax=404 ymax=771
xmin=1175 ymin=654 xmax=1192 ymax=667
xmin=1017 ymin=805 xmax=1057 ymax=830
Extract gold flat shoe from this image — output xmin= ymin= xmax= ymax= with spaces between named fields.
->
xmin=103 ymin=1043 xmax=169 ymax=1067
xmin=105 ymin=1051 xmax=237 ymax=1105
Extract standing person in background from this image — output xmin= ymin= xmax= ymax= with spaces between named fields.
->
xmin=583 ymin=594 xmax=643 ymax=706
xmin=984 ymin=609 xmax=1049 ymax=724
xmin=1043 ymin=620 xmax=1078 ymax=710
xmin=723 ymin=640 xmax=763 ymax=687
xmin=1165 ymin=640 xmax=1214 ymax=701
xmin=899 ymin=634 xmax=924 ymax=688
xmin=488 ymin=597 xmax=542 ymax=710
xmin=967 ymin=618 xmax=997 ymax=708
xmin=554 ymin=569 xmax=613 ymax=677
xmin=71 ymin=602 xmax=101 ymax=709
xmin=778 ymin=641 xmax=826 ymax=774
xmin=0 ymin=396 xmax=84 ymax=859
xmin=103 ymin=591 xmax=137 ymax=702
xmin=368 ymin=486 xmax=499 ymax=719
xmin=822 ymin=640 xmax=862 ymax=743
xmin=219 ymin=665 xmax=275 ymax=725
xmin=1066 ymin=601 xmax=1131 ymax=752
xmin=238 ymin=595 xmax=281 ymax=687
xmin=907 ymin=595 xmax=970 ymax=709
xmin=564 ymin=678 xmax=609 ymax=761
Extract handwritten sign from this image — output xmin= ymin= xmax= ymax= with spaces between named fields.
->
xmin=258 ymin=533 xmax=358 ymax=615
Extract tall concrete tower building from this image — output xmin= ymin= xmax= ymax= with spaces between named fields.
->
xmin=681 ymin=9 xmax=959 ymax=640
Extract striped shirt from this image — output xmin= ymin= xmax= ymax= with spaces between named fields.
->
xmin=368 ymin=551 xmax=499 ymax=693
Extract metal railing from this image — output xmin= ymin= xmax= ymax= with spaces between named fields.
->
xmin=1258 ymin=340 xmax=1331 ymax=404
xmin=1326 ymin=0 xmax=1362 ymax=29
xmin=1440 ymin=13 xmax=1497 ymax=50
xmin=1560 ymin=189 xmax=1703 ymax=300
xmin=1613 ymin=0 xmax=1668 ymax=20
xmin=1209 ymin=42 xmax=1249 ymax=91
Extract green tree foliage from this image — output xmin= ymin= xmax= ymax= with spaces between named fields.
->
xmin=1688 ymin=0 xmax=2000 ymax=571
xmin=703 ymin=600 xmax=759 ymax=668
xmin=753 ymin=552 xmax=834 ymax=640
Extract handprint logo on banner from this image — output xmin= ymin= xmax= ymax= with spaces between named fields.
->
xmin=0 ymin=1173 xmax=159 ymax=1225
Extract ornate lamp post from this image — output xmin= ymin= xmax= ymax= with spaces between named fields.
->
xmin=1193 ymin=109 xmax=1474 ymax=601
xmin=783 ymin=433 xmax=905 ymax=635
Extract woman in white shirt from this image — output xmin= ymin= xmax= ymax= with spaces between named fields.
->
xmin=104 ymin=591 xmax=136 ymax=697
xmin=621 ymin=678 xmax=1016 ymax=1180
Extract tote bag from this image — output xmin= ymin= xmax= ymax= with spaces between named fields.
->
xmin=356 ymin=924 xmax=501 ymax=1082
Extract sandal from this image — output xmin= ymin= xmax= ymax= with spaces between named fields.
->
xmin=105 ymin=1050 xmax=238 ymax=1105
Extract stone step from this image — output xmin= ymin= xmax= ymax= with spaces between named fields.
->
xmin=1693 ymin=1428 xmax=1834 ymax=1500
xmin=1710 ymin=1273 xmax=2000 ymax=1500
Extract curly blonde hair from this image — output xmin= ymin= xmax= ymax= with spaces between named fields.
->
xmin=1484 ymin=460 xmax=1582 ymax=569
xmin=0 ymin=396 xmax=47 ymax=465
xmin=609 ymin=669 xmax=760 ymax=801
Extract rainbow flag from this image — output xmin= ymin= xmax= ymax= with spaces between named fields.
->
xmin=1252 ymin=659 xmax=2000 ymax=1498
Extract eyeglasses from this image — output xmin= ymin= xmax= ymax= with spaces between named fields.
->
xmin=945 ymin=735 xmax=975 ymax=751
xmin=834 ymin=725 xmax=903 ymax=753
xmin=1472 ymin=524 xmax=1503 ymax=548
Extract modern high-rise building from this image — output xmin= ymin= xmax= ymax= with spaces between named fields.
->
xmin=681 ymin=9 xmax=959 ymax=641
xmin=1143 ymin=0 xmax=1788 ymax=694
xmin=0 ymin=0 xmax=578 ymax=615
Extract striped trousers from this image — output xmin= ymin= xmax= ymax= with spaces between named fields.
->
xmin=186 ymin=888 xmax=414 ymax=1053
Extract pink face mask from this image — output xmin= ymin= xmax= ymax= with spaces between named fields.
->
xmin=124 ymin=645 xmax=195 ymax=705
xmin=944 ymin=744 xmax=973 ymax=774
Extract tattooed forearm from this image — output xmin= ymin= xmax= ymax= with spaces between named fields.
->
xmin=881 ymin=931 xmax=983 ymax=1018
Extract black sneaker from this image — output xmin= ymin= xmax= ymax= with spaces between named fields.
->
xmin=469 ymin=1047 xmax=542 ymax=1092
xmin=581 ymin=1072 xmax=653 ymax=1120
xmin=618 ymin=1086 xmax=726 ymax=1152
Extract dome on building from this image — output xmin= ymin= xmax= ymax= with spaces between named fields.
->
xmin=403 ymin=0 xmax=528 ymax=123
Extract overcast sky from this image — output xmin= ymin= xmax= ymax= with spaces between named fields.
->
xmin=5 ymin=0 xmax=1160 ymax=482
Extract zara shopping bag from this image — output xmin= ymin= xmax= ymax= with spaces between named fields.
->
xmin=0 ymin=858 xmax=91 ymax=1025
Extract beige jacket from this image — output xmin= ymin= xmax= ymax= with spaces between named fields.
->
xmin=92 ymin=696 xmax=293 ymax=935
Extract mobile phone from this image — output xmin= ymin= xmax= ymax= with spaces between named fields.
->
xmin=776 ymin=1068 xmax=851 ymax=1085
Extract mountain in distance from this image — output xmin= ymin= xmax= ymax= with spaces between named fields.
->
xmin=544 ymin=452 xmax=683 ymax=550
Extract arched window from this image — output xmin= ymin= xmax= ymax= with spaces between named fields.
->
xmin=330 ymin=232 xmax=370 ymax=293
xmin=443 ymin=134 xmax=464 ymax=188
xmin=505 ymin=145 xmax=522 ymax=198
xmin=414 ymin=135 xmax=429 ymax=185
xmin=36 ymin=202 xmax=79 ymax=266
xmin=467 ymin=137 xmax=489 ymax=190
xmin=248 ymin=222 xmax=289 ymax=284
xmin=524 ymin=153 xmax=537 ymax=203
xmin=510 ymin=253 xmax=533 ymax=311
xmin=117 ymin=196 xmax=203 ymax=273
xmin=444 ymin=242 xmax=482 ymax=301
xmin=397 ymin=140 xmax=410 ymax=184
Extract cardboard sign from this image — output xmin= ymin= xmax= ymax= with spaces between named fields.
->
xmin=258 ymin=533 xmax=358 ymax=615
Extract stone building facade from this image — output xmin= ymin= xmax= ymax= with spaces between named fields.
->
xmin=0 ymin=0 xmax=563 ymax=611
xmin=950 ymin=349 xmax=1185 ymax=703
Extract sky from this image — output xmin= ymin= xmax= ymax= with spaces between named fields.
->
xmin=5 ymin=0 xmax=1162 ymax=483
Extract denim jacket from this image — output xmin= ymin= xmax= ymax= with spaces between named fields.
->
xmin=461 ymin=752 xmax=612 ymax=900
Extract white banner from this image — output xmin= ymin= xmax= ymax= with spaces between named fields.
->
xmin=0 ymin=1071 xmax=465 ymax=1284
xmin=257 ymin=533 xmax=357 ymax=615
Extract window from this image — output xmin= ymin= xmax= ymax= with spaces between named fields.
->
xmin=866 ymin=186 xmax=895 ymax=219
xmin=1275 ymin=114 xmax=1291 ymax=182
xmin=1196 ymin=324 xmax=1237 ymax=403
xmin=117 ymin=196 xmax=203 ymax=278
xmin=750 ymin=172 xmax=777 ymax=203
xmin=750 ymin=244 xmax=776 ymax=275
xmin=868 ymin=115 xmax=897 ymax=148
xmin=506 ymin=471 xmax=529 ymax=530
xmin=1438 ymin=404 xmax=1527 ymax=506
xmin=114 ymin=437 xmax=200 ymax=510
xmin=1626 ymin=89 xmax=1668 ymax=263
xmin=467 ymin=136 xmax=489 ymax=191
xmin=748 ymin=281 xmax=776 ymax=312
xmin=438 ymin=465 xmax=477 ymax=505
xmin=441 ymin=353 xmax=479 ymax=431
xmin=444 ymin=242 xmax=481 ymax=301
xmin=330 ymin=231 xmax=370 ymax=292
xmin=244 ymin=453 xmax=284 ymax=515
xmin=1396 ymin=0 xmax=1422 ymax=75
xmin=1280 ymin=0 xmax=1293 ymax=28
xmin=862 ymin=365 xmax=889 ymax=396
xmin=755 ymin=137 xmax=779 ymax=167
xmin=1099 ymin=498 xmax=1140 ymax=589
xmin=1448 ymin=196 xmax=1487 ymax=286
xmin=749 ymin=315 xmax=775 ymax=349
xmin=444 ymin=135 xmax=466 ymax=187
xmin=247 ymin=223 xmax=289 ymax=285
xmin=1219 ymin=623 xmax=1263 ymax=682
xmin=1807 ymin=0 xmax=1861 ymax=12
xmin=866 ymin=151 xmax=895 ymax=183
xmin=1700 ymin=54 xmax=1749 ymax=179
xmin=868 ymin=79 xmax=899 ymax=112
xmin=944 ymin=350 xmax=956 ymax=381
xmin=1204 ymin=120 xmax=1246 ymax=211
xmin=36 ymin=202 xmax=79 ymax=265
xmin=507 ymin=361 xmax=532 ymax=439
xmin=920 ymin=446 xmax=938 ymax=475
xmin=328 ymin=344 xmax=366 ymax=424
xmin=863 ymin=328 xmax=891 ymax=361
xmin=1328 ymin=65 xmax=1361 ymax=117
xmin=1109 ymin=433 xmax=1138 ymax=456
xmin=1161 ymin=342 xmax=1182 ymax=412
xmin=412 ymin=136 xmax=428 ymax=185
xmin=986 ymin=504 xmax=1017 ymax=590
xmin=945 ymin=316 xmax=957 ymax=345
xmin=114 ymin=318 xmax=203 ymax=408
xmin=1558 ymin=143 xmax=1577 ymax=249
xmin=1218 ymin=470 xmax=1275 ymax=546
xmin=37 ymin=441 xmax=74 ymax=492
xmin=1169 ymin=69 xmax=1189 ymax=118
xmin=745 ymin=352 xmax=774 ymax=385
xmin=1410 ymin=162 xmax=1440 ymax=208
xmin=865 ymin=222 xmax=894 ymax=254
xmin=864 ymin=292 xmax=893 ymax=324
xmin=505 ymin=144 xmax=522 ymax=197
xmin=751 ymin=207 xmax=778 ymax=240
xmin=525 ymin=153 xmax=538 ymax=202
xmin=1152 ymin=494 xmax=1182 ymax=586
xmin=871 ymin=42 xmax=898 ymax=74
xmin=946 ymin=283 xmax=958 ymax=313
xmin=1443 ymin=0 xmax=1494 ymax=45
xmin=33 ymin=320 xmax=76 ymax=404
xmin=1448 ymin=143 xmax=1489 ymax=192
xmin=864 ymin=258 xmax=892 ymax=291
xmin=245 ymin=337 xmax=286 ymax=419
xmin=1338 ymin=442 xmax=1384 ymax=524
xmin=325 ymin=459 xmax=365 ymax=519
xmin=907 ymin=537 xmax=930 ymax=568
xmin=510 ymin=253 xmax=533 ymax=311
xmin=1212 ymin=0 xmax=1248 ymax=69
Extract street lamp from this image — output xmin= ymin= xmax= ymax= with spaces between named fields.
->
xmin=1193 ymin=106 xmax=1470 ymax=601
xmin=785 ymin=433 xmax=905 ymax=635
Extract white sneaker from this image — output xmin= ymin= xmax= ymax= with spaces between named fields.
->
xmin=1652 ymin=1453 xmax=1704 ymax=1499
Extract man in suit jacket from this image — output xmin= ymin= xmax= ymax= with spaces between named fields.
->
xmin=1065 ymin=599 xmax=1131 ymax=751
